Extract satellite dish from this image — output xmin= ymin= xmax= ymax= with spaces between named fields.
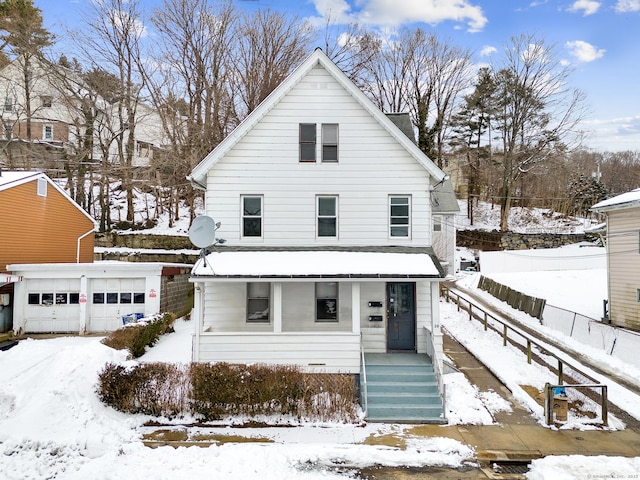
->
xmin=188 ymin=215 xmax=216 ymax=248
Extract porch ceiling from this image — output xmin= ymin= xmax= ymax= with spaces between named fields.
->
xmin=191 ymin=248 xmax=444 ymax=280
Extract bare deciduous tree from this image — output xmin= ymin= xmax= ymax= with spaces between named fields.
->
xmin=492 ymin=34 xmax=586 ymax=231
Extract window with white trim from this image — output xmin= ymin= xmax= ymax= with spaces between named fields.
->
xmin=317 ymin=195 xmax=337 ymax=237
xmin=37 ymin=177 xmax=47 ymax=197
xmin=41 ymin=96 xmax=52 ymax=108
xmin=321 ymin=124 xmax=338 ymax=162
xmin=247 ymin=282 xmax=270 ymax=323
xmin=43 ymin=124 xmax=53 ymax=140
xmin=316 ymin=282 xmax=338 ymax=322
xmin=242 ymin=195 xmax=263 ymax=237
xmin=299 ymin=123 xmax=316 ymax=162
xmin=389 ymin=196 xmax=411 ymax=238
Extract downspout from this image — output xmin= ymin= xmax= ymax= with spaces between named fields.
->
xmin=76 ymin=228 xmax=95 ymax=263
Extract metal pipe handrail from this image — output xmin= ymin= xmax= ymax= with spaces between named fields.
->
xmin=360 ymin=333 xmax=368 ymax=416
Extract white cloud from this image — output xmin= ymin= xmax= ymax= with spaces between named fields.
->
xmin=615 ymin=0 xmax=640 ymax=12
xmin=568 ymin=0 xmax=601 ymax=15
xmin=565 ymin=40 xmax=605 ymax=62
xmin=311 ymin=0 xmax=488 ymax=32
xmin=310 ymin=0 xmax=356 ymax=24
xmin=480 ymin=45 xmax=497 ymax=57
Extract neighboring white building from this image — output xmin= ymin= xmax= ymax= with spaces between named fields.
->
xmin=9 ymin=262 xmax=192 ymax=334
xmin=592 ymin=189 xmax=640 ymax=331
xmin=0 ymin=58 xmax=166 ymax=169
xmin=187 ymin=49 xmax=450 ymax=422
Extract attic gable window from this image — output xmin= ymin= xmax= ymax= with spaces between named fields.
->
xmin=37 ymin=177 xmax=47 ymax=197
xmin=41 ymin=96 xmax=52 ymax=108
xmin=299 ymin=123 xmax=316 ymax=162
xmin=4 ymin=97 xmax=13 ymax=112
xmin=321 ymin=124 xmax=338 ymax=162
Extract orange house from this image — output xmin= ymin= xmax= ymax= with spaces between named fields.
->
xmin=0 ymin=171 xmax=96 ymax=274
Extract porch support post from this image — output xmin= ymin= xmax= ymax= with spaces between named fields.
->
xmin=351 ymin=282 xmax=361 ymax=334
xmin=430 ymin=281 xmax=443 ymax=366
xmin=273 ymin=282 xmax=282 ymax=333
xmin=194 ymin=282 xmax=203 ymax=361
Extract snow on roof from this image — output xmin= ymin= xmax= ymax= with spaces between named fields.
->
xmin=192 ymin=250 xmax=443 ymax=279
xmin=0 ymin=170 xmax=43 ymax=192
xmin=591 ymin=188 xmax=640 ymax=211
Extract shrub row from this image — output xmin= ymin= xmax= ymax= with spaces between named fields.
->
xmin=101 ymin=312 xmax=176 ymax=358
xmin=97 ymin=362 xmax=360 ymax=423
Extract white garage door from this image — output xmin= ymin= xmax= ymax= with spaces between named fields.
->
xmin=24 ymin=279 xmax=81 ymax=332
xmin=89 ymin=278 xmax=146 ymax=332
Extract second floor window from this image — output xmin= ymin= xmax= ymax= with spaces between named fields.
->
xmin=389 ymin=196 xmax=411 ymax=238
xmin=317 ymin=195 xmax=337 ymax=237
xmin=242 ymin=195 xmax=262 ymax=237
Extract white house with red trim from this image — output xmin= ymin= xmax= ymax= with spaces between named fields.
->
xmin=187 ymin=49 xmax=451 ymax=422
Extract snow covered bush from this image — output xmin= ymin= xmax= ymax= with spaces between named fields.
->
xmin=97 ymin=361 xmax=361 ymax=423
xmin=101 ymin=313 xmax=176 ymax=358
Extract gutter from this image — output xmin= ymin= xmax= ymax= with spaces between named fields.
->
xmin=76 ymin=227 xmax=95 ymax=263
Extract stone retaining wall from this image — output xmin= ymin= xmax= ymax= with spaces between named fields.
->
xmin=457 ymin=230 xmax=590 ymax=251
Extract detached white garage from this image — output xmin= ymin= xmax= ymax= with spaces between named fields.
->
xmin=9 ymin=262 xmax=192 ymax=334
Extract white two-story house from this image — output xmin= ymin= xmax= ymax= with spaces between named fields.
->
xmin=187 ymin=49 xmax=450 ymax=423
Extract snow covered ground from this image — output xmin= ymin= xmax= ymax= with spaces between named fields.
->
xmin=2 ymin=272 xmax=639 ymax=479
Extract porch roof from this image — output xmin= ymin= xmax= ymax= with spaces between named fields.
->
xmin=191 ymin=247 xmax=444 ymax=280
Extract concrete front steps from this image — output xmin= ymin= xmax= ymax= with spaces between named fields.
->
xmin=364 ymin=362 xmax=445 ymax=424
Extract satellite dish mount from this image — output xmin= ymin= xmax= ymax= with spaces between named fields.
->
xmin=188 ymin=215 xmax=224 ymax=267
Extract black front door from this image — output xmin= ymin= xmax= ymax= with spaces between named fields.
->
xmin=386 ymin=282 xmax=416 ymax=351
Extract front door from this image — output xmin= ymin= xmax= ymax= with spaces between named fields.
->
xmin=386 ymin=282 xmax=416 ymax=351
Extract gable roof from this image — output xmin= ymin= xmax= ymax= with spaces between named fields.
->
xmin=188 ymin=48 xmax=446 ymax=188
xmin=591 ymin=188 xmax=640 ymax=212
xmin=0 ymin=170 xmax=97 ymax=226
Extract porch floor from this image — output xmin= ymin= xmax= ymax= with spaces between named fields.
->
xmin=364 ymin=352 xmax=432 ymax=366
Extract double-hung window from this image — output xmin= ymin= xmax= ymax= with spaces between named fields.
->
xmin=317 ymin=195 xmax=337 ymax=237
xmin=433 ymin=215 xmax=442 ymax=232
xmin=242 ymin=195 xmax=263 ymax=238
xmin=321 ymin=124 xmax=338 ymax=162
xmin=43 ymin=124 xmax=53 ymax=141
xmin=300 ymin=123 xmax=339 ymax=162
xmin=247 ymin=282 xmax=270 ymax=323
xmin=316 ymin=282 xmax=338 ymax=322
xmin=299 ymin=124 xmax=316 ymax=162
xmin=389 ymin=196 xmax=411 ymax=238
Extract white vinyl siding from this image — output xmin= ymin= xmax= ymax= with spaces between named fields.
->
xmin=606 ymin=209 xmax=640 ymax=330
xmin=205 ymin=65 xmax=432 ymax=247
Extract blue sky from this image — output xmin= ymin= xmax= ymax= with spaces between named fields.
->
xmin=36 ymin=0 xmax=640 ymax=152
